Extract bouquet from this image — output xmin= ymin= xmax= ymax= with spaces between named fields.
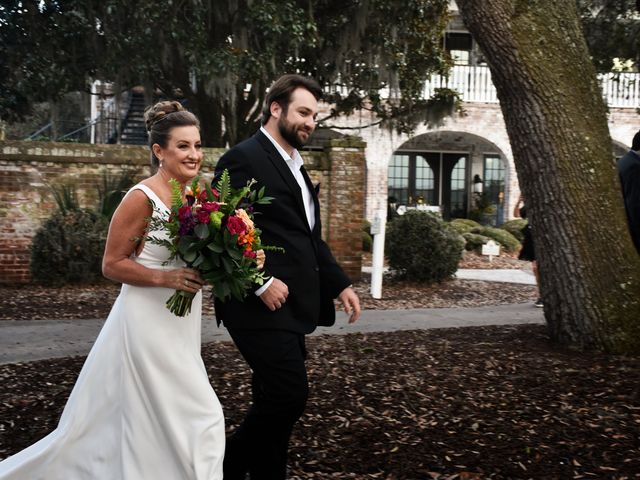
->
xmin=147 ymin=169 xmax=281 ymax=316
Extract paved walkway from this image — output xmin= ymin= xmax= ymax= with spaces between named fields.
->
xmin=455 ymin=268 xmax=536 ymax=285
xmin=363 ymin=267 xmax=537 ymax=286
xmin=0 ymin=268 xmax=542 ymax=365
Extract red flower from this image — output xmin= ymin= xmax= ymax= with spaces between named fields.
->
xmin=201 ymin=201 xmax=220 ymax=213
xmin=178 ymin=205 xmax=192 ymax=221
xmin=226 ymin=215 xmax=246 ymax=235
xmin=196 ymin=209 xmax=211 ymax=224
xmin=243 ymin=250 xmax=257 ymax=258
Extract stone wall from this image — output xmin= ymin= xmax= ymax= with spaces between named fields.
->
xmin=0 ymin=138 xmax=365 ymax=284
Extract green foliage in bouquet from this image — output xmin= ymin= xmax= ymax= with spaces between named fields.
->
xmin=147 ymin=170 xmax=282 ymax=316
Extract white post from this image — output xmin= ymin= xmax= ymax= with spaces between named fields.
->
xmin=370 ymin=208 xmax=387 ymax=299
xmin=90 ymin=80 xmax=99 ymax=144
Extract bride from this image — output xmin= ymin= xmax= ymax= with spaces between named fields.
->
xmin=0 ymin=101 xmax=225 ymax=479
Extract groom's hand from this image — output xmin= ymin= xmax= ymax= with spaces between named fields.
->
xmin=338 ymin=287 xmax=361 ymax=324
xmin=260 ymin=277 xmax=289 ymax=311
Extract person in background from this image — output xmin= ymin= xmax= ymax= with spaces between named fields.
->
xmin=616 ymin=129 xmax=640 ymax=254
xmin=514 ymin=194 xmax=543 ymax=308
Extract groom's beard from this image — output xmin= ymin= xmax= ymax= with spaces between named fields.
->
xmin=278 ymin=115 xmax=312 ymax=151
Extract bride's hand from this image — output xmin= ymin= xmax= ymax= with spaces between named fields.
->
xmin=256 ymin=250 xmax=266 ymax=270
xmin=166 ymin=268 xmax=204 ymax=293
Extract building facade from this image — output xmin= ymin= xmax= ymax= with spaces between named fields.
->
xmin=334 ymin=11 xmax=640 ymax=225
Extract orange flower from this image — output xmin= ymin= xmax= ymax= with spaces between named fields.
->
xmin=238 ymin=230 xmax=257 ymax=250
xmin=235 ymin=208 xmax=254 ymax=232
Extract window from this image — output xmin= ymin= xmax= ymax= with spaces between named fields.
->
xmin=388 ymin=154 xmax=410 ymax=204
xmin=444 ymin=32 xmax=473 ymax=65
xmin=415 ymin=155 xmax=436 ymax=204
xmin=483 ymin=155 xmax=505 ymax=206
xmin=388 ymin=151 xmax=468 ymax=220
xmin=450 ymin=157 xmax=467 ymax=218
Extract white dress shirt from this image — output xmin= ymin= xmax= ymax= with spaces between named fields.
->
xmin=255 ymin=127 xmax=316 ymax=296
xmin=259 ymin=126 xmax=315 ymax=230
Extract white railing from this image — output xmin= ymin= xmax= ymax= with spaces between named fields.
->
xmin=599 ymin=72 xmax=640 ymax=108
xmin=423 ymin=65 xmax=499 ymax=103
xmin=423 ymin=65 xmax=640 ymax=108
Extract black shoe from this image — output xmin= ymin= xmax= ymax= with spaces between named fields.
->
xmin=534 ymin=298 xmax=543 ymax=308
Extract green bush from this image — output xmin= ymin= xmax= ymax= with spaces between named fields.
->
xmin=362 ymin=220 xmax=373 ymax=252
xmin=30 ymin=170 xmax=136 ymax=285
xmin=362 ymin=231 xmax=373 ymax=252
xmin=448 ymin=218 xmax=481 ymax=235
xmin=30 ymin=210 xmax=109 ymax=285
xmin=97 ymin=169 xmax=136 ymax=220
xmin=462 ymin=232 xmax=493 ymax=251
xmin=453 ymin=218 xmax=482 ymax=229
xmin=500 ymin=218 xmax=528 ymax=243
xmin=386 ymin=211 xmax=464 ymax=283
xmin=50 ymin=183 xmax=80 ymax=213
xmin=471 ymin=226 xmax=521 ymax=252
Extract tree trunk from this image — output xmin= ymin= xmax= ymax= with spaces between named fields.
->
xmin=192 ymin=88 xmax=224 ymax=147
xmin=50 ymin=99 xmax=59 ymax=141
xmin=456 ymin=0 xmax=640 ymax=353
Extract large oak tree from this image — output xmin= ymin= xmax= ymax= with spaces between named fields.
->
xmin=456 ymin=0 xmax=640 ymax=353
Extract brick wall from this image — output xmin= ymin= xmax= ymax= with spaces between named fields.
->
xmin=0 ymin=139 xmax=365 ymax=284
xmin=323 ymin=138 xmax=367 ymax=279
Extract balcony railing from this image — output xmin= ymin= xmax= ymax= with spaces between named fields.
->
xmin=423 ymin=65 xmax=640 ymax=108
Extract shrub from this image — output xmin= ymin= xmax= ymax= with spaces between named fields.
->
xmin=30 ymin=210 xmax=109 ymax=285
xmin=448 ymin=218 xmax=481 ymax=235
xmin=500 ymin=218 xmax=528 ymax=243
xmin=50 ymin=183 xmax=80 ymax=213
xmin=386 ymin=211 xmax=464 ymax=283
xmin=362 ymin=220 xmax=373 ymax=252
xmin=362 ymin=231 xmax=373 ymax=252
xmin=462 ymin=232 xmax=493 ymax=251
xmin=453 ymin=218 xmax=482 ymax=229
xmin=97 ymin=169 xmax=136 ymax=220
xmin=471 ymin=226 xmax=521 ymax=252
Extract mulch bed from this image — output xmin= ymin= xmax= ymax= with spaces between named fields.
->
xmin=1 ymin=325 xmax=639 ymax=479
xmin=9 ymin=253 xmax=622 ymax=478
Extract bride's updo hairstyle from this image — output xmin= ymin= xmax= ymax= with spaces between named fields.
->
xmin=144 ymin=100 xmax=200 ymax=167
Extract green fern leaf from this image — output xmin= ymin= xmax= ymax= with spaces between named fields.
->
xmin=168 ymin=178 xmax=183 ymax=209
xmin=217 ymin=169 xmax=231 ymax=204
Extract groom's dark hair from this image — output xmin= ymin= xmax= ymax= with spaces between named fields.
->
xmin=261 ymin=74 xmax=323 ymax=126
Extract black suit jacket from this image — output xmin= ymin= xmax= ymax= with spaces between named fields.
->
xmin=213 ymin=131 xmax=352 ymax=333
xmin=617 ymin=150 xmax=640 ymax=254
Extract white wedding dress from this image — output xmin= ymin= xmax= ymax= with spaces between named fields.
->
xmin=0 ymin=184 xmax=225 ymax=479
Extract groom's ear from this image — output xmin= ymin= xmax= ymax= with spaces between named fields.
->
xmin=270 ymin=101 xmax=283 ymax=119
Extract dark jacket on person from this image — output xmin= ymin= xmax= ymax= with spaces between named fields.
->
xmin=617 ymin=150 xmax=640 ymax=254
xmin=213 ymin=130 xmax=352 ymax=334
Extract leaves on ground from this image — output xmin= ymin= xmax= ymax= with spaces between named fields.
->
xmin=1 ymin=325 xmax=639 ymax=479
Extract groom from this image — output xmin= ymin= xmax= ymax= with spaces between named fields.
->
xmin=213 ymin=74 xmax=361 ymax=479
